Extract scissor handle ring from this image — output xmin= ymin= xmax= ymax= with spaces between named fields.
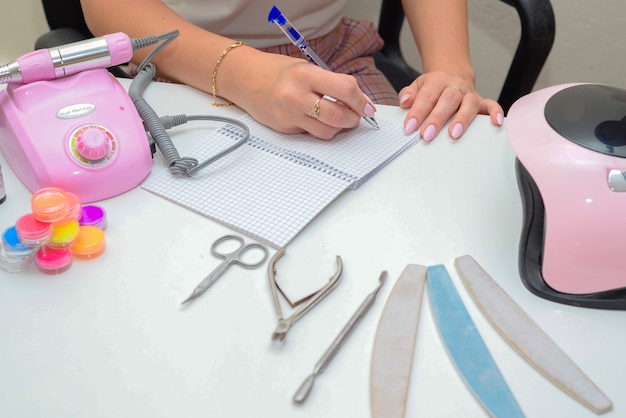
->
xmin=211 ymin=234 xmax=244 ymax=256
xmin=211 ymin=235 xmax=268 ymax=268
xmin=235 ymin=243 xmax=269 ymax=269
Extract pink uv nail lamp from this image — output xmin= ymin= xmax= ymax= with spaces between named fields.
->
xmin=0 ymin=68 xmax=152 ymax=203
xmin=507 ymin=83 xmax=626 ymax=309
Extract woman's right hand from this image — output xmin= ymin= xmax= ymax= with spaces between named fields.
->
xmin=81 ymin=0 xmax=376 ymax=140
xmin=218 ymin=47 xmax=377 ymax=140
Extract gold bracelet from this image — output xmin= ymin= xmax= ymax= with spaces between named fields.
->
xmin=211 ymin=41 xmax=245 ymax=107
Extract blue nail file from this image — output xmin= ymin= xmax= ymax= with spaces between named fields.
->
xmin=427 ymin=265 xmax=525 ymax=418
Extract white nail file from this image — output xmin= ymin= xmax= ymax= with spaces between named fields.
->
xmin=370 ymin=264 xmax=427 ymax=418
xmin=454 ymin=255 xmax=613 ymax=414
xmin=427 ymin=264 xmax=525 ymax=418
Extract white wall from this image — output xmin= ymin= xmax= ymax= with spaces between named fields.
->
xmin=1 ymin=2 xmax=48 ymax=63
xmin=1 ymin=0 xmax=626 ymax=104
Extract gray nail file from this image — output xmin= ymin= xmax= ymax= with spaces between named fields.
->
xmin=427 ymin=264 xmax=525 ymax=418
xmin=370 ymin=264 xmax=427 ymax=418
xmin=454 ymin=255 xmax=613 ymax=414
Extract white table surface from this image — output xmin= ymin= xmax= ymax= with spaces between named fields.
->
xmin=0 ymin=79 xmax=622 ymax=418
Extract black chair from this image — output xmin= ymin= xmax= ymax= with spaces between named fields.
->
xmin=36 ymin=0 xmax=555 ymax=113
xmin=375 ymin=0 xmax=555 ymax=113
xmin=37 ymin=0 xmax=91 ymax=46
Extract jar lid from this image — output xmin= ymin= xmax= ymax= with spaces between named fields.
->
xmin=15 ymin=214 xmax=53 ymax=245
xmin=71 ymin=226 xmax=106 ymax=259
xmin=2 ymin=225 xmax=32 ymax=253
xmin=49 ymin=220 xmax=80 ymax=247
xmin=79 ymin=205 xmax=107 ymax=230
xmin=31 ymin=187 xmax=69 ymax=223
xmin=58 ymin=191 xmax=82 ymax=223
xmin=35 ymin=246 xmax=73 ymax=273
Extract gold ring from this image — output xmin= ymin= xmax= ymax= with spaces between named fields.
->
xmin=450 ymin=85 xmax=464 ymax=95
xmin=309 ymin=97 xmax=321 ymax=119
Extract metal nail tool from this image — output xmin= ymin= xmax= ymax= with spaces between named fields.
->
xmin=268 ymin=248 xmax=343 ymax=343
xmin=293 ymin=271 xmax=387 ymax=404
xmin=181 ymin=234 xmax=268 ymax=305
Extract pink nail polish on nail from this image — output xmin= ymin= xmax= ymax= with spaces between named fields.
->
xmin=497 ymin=112 xmax=504 ymax=125
xmin=451 ymin=122 xmax=463 ymax=139
xmin=423 ymin=124 xmax=436 ymax=142
xmin=363 ymin=93 xmax=376 ymax=108
xmin=404 ymin=118 xmax=418 ymax=135
xmin=400 ymin=93 xmax=410 ymax=105
xmin=364 ymin=103 xmax=376 ymax=119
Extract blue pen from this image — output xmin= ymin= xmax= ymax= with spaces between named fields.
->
xmin=268 ymin=5 xmax=379 ymax=129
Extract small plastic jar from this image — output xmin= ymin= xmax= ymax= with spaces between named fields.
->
xmin=1 ymin=226 xmax=37 ymax=272
xmin=48 ymin=220 xmax=80 ymax=248
xmin=79 ymin=205 xmax=107 ymax=230
xmin=15 ymin=213 xmax=53 ymax=247
xmin=35 ymin=245 xmax=73 ymax=274
xmin=71 ymin=226 xmax=106 ymax=259
xmin=2 ymin=225 xmax=33 ymax=253
xmin=31 ymin=187 xmax=70 ymax=223
xmin=59 ymin=191 xmax=82 ymax=223
xmin=0 ymin=244 xmax=36 ymax=272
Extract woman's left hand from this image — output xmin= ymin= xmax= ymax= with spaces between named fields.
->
xmin=398 ymin=71 xmax=504 ymax=142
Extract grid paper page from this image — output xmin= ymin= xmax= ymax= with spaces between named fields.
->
xmin=142 ymin=115 xmax=418 ymax=248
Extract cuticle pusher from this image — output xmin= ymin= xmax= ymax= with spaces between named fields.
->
xmin=293 ymin=271 xmax=388 ymax=404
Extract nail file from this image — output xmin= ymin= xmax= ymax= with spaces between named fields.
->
xmin=427 ymin=264 xmax=525 ymax=418
xmin=370 ymin=264 xmax=427 ymax=418
xmin=454 ymin=255 xmax=613 ymax=414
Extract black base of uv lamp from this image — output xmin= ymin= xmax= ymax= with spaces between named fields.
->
xmin=515 ymin=158 xmax=626 ymax=310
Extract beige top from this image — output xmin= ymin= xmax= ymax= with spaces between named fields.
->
xmin=162 ymin=0 xmax=349 ymax=48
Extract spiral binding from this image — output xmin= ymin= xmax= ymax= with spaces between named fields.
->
xmin=217 ymin=126 xmax=358 ymax=183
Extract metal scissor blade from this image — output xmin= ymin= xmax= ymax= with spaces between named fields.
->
xmin=427 ymin=264 xmax=525 ymax=418
xmin=181 ymin=259 xmax=231 ymax=306
xmin=180 ymin=289 xmax=201 ymax=305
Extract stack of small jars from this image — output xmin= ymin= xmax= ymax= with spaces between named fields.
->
xmin=0 ymin=187 xmax=107 ymax=274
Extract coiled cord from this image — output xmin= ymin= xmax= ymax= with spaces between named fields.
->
xmin=128 ymin=64 xmax=197 ymax=175
xmin=127 ymin=31 xmax=250 ymax=176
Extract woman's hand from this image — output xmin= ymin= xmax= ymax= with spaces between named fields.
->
xmin=398 ymin=71 xmax=503 ymax=142
xmin=221 ymin=49 xmax=377 ymax=140
xmin=82 ymin=0 xmax=375 ymax=141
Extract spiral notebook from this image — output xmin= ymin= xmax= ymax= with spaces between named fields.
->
xmin=142 ymin=114 xmax=419 ymax=248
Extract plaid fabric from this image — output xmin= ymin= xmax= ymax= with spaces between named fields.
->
xmin=260 ymin=17 xmax=399 ymax=105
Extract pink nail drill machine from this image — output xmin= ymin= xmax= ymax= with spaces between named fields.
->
xmin=507 ymin=83 xmax=626 ymax=309
xmin=0 ymin=33 xmax=152 ymax=203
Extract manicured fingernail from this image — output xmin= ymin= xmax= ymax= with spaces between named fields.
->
xmin=363 ymin=93 xmax=376 ymax=109
xmin=423 ymin=124 xmax=436 ymax=142
xmin=497 ymin=112 xmax=504 ymax=125
xmin=451 ymin=122 xmax=463 ymax=139
xmin=404 ymin=117 xmax=418 ymax=135
xmin=400 ymin=93 xmax=410 ymax=105
xmin=364 ymin=103 xmax=376 ymax=119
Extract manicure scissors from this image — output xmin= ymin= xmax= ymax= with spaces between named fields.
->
xmin=181 ymin=234 xmax=268 ymax=305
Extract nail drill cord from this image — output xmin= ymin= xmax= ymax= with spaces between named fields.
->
xmin=128 ymin=31 xmax=250 ymax=176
